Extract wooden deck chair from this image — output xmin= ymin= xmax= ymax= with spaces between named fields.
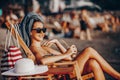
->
xmin=5 ymin=22 xmax=94 ymax=80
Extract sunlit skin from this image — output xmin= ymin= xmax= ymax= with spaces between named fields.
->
xmin=30 ymin=22 xmax=44 ymax=42
xmin=30 ymin=21 xmax=120 ymax=80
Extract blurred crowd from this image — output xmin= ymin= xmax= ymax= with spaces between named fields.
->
xmin=0 ymin=3 xmax=120 ymax=40
xmin=45 ymin=10 xmax=120 ymax=40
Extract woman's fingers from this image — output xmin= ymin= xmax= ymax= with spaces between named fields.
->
xmin=69 ymin=45 xmax=78 ymax=58
xmin=71 ymin=45 xmax=77 ymax=53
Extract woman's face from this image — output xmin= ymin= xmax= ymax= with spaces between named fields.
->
xmin=31 ymin=21 xmax=46 ymax=42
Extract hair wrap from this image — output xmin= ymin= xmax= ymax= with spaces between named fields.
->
xmin=18 ymin=12 xmax=44 ymax=47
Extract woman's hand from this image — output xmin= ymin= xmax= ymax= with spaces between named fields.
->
xmin=68 ymin=45 xmax=78 ymax=58
xmin=64 ymin=45 xmax=77 ymax=61
xmin=42 ymin=39 xmax=59 ymax=47
xmin=42 ymin=39 xmax=67 ymax=53
xmin=70 ymin=45 xmax=77 ymax=54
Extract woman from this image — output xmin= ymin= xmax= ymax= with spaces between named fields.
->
xmin=18 ymin=12 xmax=120 ymax=80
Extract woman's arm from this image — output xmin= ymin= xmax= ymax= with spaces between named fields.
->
xmin=43 ymin=46 xmax=63 ymax=55
xmin=41 ymin=45 xmax=76 ymax=64
xmin=31 ymin=45 xmax=76 ymax=65
xmin=42 ymin=39 xmax=67 ymax=53
xmin=34 ymin=47 xmax=72 ymax=64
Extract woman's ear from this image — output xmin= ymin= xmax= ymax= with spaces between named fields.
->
xmin=30 ymin=32 xmax=32 ymax=36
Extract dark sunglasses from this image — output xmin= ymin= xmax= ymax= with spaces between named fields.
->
xmin=32 ymin=28 xmax=46 ymax=33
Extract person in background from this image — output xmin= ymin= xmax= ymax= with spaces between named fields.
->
xmin=69 ymin=11 xmax=80 ymax=38
xmin=79 ymin=9 xmax=92 ymax=40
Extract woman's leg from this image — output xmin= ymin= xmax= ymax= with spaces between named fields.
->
xmin=83 ymin=59 xmax=105 ymax=80
xmin=80 ymin=31 xmax=85 ymax=40
xmin=86 ymin=28 xmax=92 ymax=40
xmin=76 ymin=47 xmax=120 ymax=79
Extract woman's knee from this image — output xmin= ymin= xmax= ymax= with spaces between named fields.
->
xmin=83 ymin=47 xmax=95 ymax=54
xmin=88 ymin=59 xmax=101 ymax=69
xmin=88 ymin=59 xmax=105 ymax=80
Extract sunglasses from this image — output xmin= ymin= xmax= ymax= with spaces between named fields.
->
xmin=32 ymin=28 xmax=46 ymax=33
